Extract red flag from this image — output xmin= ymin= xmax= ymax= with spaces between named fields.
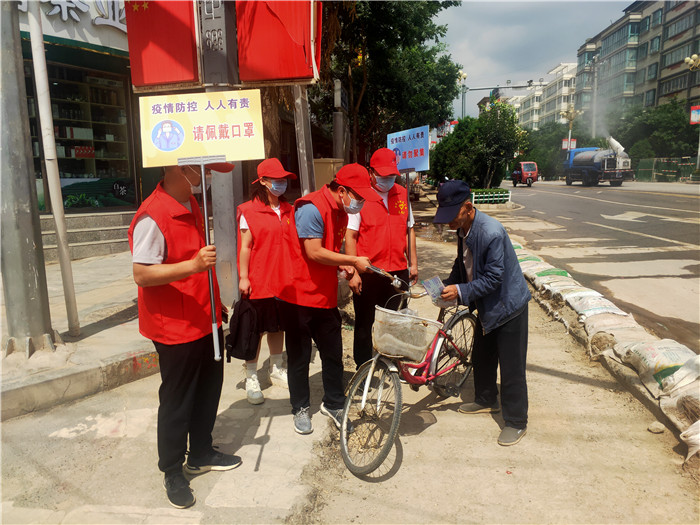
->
xmin=236 ymin=1 xmax=322 ymax=82
xmin=125 ymin=1 xmax=199 ymax=87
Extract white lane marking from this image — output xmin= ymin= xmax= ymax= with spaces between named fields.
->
xmin=531 ymin=189 xmax=700 ymax=215
xmin=600 ymin=211 xmax=700 ymax=225
xmin=582 ymin=221 xmax=700 ymax=249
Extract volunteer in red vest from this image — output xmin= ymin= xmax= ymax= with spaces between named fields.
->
xmin=236 ymin=158 xmax=297 ymax=405
xmin=128 ymin=163 xmax=241 ymax=510
xmin=278 ymin=164 xmax=381 ymax=435
xmin=345 ymin=148 xmax=418 ymax=368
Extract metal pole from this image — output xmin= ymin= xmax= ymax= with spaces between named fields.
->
xmin=293 ymin=84 xmax=316 ymax=195
xmin=696 ymin=127 xmax=700 ymax=171
xmin=1 ymin=0 xmax=57 ymax=357
xmin=199 ymin=164 xmax=221 ymax=362
xmin=567 ymin=124 xmax=573 ymax=162
xmin=461 ymin=86 xmax=465 ymax=119
xmin=27 ymin=0 xmax=80 ymax=336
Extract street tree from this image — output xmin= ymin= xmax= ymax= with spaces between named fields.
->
xmin=314 ymin=0 xmax=461 ymax=160
xmin=474 ymin=100 xmax=522 ymax=188
xmin=430 ymin=100 xmax=524 ymax=188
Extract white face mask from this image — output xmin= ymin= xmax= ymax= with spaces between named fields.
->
xmin=265 ymin=178 xmax=288 ymax=197
xmin=342 ymin=191 xmax=365 ymax=214
xmin=184 ymin=168 xmax=211 ymax=194
xmin=375 ymin=175 xmax=396 ymax=192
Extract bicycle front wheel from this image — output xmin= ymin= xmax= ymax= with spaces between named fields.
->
xmin=340 ymin=359 xmax=402 ymax=476
xmin=432 ymin=310 xmax=477 ymax=398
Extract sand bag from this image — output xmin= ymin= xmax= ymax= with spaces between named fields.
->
xmin=679 ymin=420 xmax=700 ymax=461
xmin=566 ymin=295 xmax=628 ymax=320
xmin=614 ymin=340 xmax=697 ymax=397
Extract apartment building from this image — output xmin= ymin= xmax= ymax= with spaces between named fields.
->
xmin=574 ymin=1 xmax=699 ymax=135
xmin=515 ymin=64 xmax=576 ymax=131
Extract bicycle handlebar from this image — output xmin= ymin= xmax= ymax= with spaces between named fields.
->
xmin=365 ymin=265 xmax=428 ymax=299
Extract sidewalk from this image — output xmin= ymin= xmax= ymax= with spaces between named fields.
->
xmin=1 ymin=251 xmax=156 ymax=421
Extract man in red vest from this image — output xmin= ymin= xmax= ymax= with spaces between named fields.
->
xmin=345 ymin=148 xmax=418 ymax=368
xmin=128 ymin=163 xmax=240 ymax=509
xmin=278 ymin=164 xmax=381 ymax=434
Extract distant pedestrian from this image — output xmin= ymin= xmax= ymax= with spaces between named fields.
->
xmin=345 ymin=147 xmax=418 ymax=369
xmin=128 ymin=162 xmax=241 ymax=509
xmin=433 ymin=180 xmax=531 ymax=446
xmin=236 ymin=158 xmax=297 ymax=404
xmin=278 ymin=164 xmax=381 ymax=435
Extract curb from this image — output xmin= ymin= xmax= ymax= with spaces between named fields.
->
xmin=1 ymin=348 xmax=158 ymax=421
xmin=514 ymin=243 xmax=698 ymax=461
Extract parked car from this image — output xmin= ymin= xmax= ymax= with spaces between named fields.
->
xmin=512 ymin=161 xmax=538 ymax=187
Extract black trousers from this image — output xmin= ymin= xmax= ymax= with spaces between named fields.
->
xmin=154 ymin=329 xmax=224 ymax=475
xmin=352 ymin=269 xmax=409 ymax=368
xmin=472 ymin=305 xmax=529 ymax=429
xmin=279 ymin=301 xmax=345 ymax=412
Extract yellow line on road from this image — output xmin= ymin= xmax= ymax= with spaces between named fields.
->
xmin=582 ymin=221 xmax=700 ymax=249
xmin=534 ymin=189 xmax=700 ymax=215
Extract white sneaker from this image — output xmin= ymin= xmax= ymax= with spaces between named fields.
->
xmin=269 ymin=365 xmax=288 ymax=388
xmin=246 ymin=375 xmax=264 ymax=405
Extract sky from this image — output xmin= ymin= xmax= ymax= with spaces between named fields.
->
xmin=434 ymin=0 xmax=630 ymax=118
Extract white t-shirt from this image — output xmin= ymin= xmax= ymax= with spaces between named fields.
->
xmin=238 ymin=204 xmax=281 ymax=230
xmin=131 ymin=201 xmax=192 ymax=264
xmin=346 ymin=189 xmax=415 ymax=231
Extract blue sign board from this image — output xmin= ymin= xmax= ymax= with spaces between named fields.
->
xmin=387 ymin=125 xmax=430 ymax=172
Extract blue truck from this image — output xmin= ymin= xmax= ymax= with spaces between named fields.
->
xmin=563 ymin=137 xmax=634 ymax=187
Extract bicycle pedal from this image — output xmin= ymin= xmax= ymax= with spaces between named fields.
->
xmin=409 ymin=384 xmax=420 ymax=392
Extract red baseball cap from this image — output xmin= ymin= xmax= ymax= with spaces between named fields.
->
xmin=205 ymin=162 xmax=235 ymax=172
xmin=256 ymin=158 xmax=297 ymax=180
xmin=369 ymin=148 xmax=400 ymax=176
xmin=334 ymin=163 xmax=382 ymax=202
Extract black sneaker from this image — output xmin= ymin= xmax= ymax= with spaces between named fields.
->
xmin=320 ymin=402 xmax=354 ymax=433
xmin=184 ymin=450 xmax=242 ymax=476
xmin=163 ymin=471 xmax=195 ymax=509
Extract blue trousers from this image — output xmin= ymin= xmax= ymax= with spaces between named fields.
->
xmin=472 ymin=305 xmax=529 ymax=429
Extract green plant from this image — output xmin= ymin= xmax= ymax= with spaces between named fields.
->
xmin=63 ymin=193 xmax=101 ymax=208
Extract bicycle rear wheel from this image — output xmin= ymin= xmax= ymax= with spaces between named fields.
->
xmin=432 ymin=310 xmax=477 ymax=398
xmin=340 ymin=359 xmax=402 ymax=476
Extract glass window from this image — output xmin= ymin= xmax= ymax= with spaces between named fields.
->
xmin=662 ymin=42 xmax=693 ymax=68
xmin=640 ymin=16 xmax=650 ymax=33
xmin=660 ymin=73 xmax=688 ymax=96
xmin=664 ymin=13 xmax=694 ymax=41
xmin=651 ymin=9 xmax=663 ymax=27
xmin=648 ymin=62 xmax=658 ymax=80
xmin=636 ymin=69 xmax=646 ymax=85
xmin=644 ymin=89 xmax=656 ymax=107
xmin=637 ymin=42 xmax=648 ymax=61
xmin=650 ymin=36 xmax=661 ymax=54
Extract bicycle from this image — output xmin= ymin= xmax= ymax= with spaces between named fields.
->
xmin=339 ymin=266 xmax=477 ymax=476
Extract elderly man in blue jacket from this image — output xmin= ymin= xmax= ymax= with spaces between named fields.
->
xmin=434 ymin=180 xmax=531 ymax=446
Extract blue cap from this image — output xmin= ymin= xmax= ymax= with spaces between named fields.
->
xmin=433 ymin=180 xmax=471 ymax=224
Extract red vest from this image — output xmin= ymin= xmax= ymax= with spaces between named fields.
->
xmin=128 ymin=182 xmax=222 ymax=345
xmin=236 ymin=198 xmax=296 ymax=300
xmin=356 ymin=184 xmax=409 ymax=271
xmin=286 ymin=186 xmax=347 ymax=308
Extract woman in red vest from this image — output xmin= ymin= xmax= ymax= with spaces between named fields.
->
xmin=236 ymin=158 xmax=297 ymax=404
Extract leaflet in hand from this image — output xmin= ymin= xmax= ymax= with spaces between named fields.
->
xmin=421 ymin=276 xmax=457 ymax=308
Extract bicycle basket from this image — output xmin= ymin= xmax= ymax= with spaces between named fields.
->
xmin=372 ymin=306 xmax=443 ymax=362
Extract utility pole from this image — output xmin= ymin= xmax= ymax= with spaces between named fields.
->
xmin=27 ymin=0 xmax=80 ymax=336
xmin=1 ymin=1 xmax=59 ymax=357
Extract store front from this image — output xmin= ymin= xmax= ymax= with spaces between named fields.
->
xmin=19 ymin=1 xmax=137 ymax=212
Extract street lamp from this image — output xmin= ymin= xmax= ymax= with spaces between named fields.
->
xmin=684 ymin=54 xmax=700 ymax=170
xmin=458 ymin=70 xmax=468 ymax=119
xmin=560 ymin=104 xmax=583 ymax=162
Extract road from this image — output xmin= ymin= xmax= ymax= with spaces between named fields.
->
xmin=499 ymin=180 xmax=700 ymax=353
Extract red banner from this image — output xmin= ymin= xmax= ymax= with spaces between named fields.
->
xmin=236 ymin=1 xmax=322 ymax=82
xmin=125 ymin=1 xmax=199 ymax=87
